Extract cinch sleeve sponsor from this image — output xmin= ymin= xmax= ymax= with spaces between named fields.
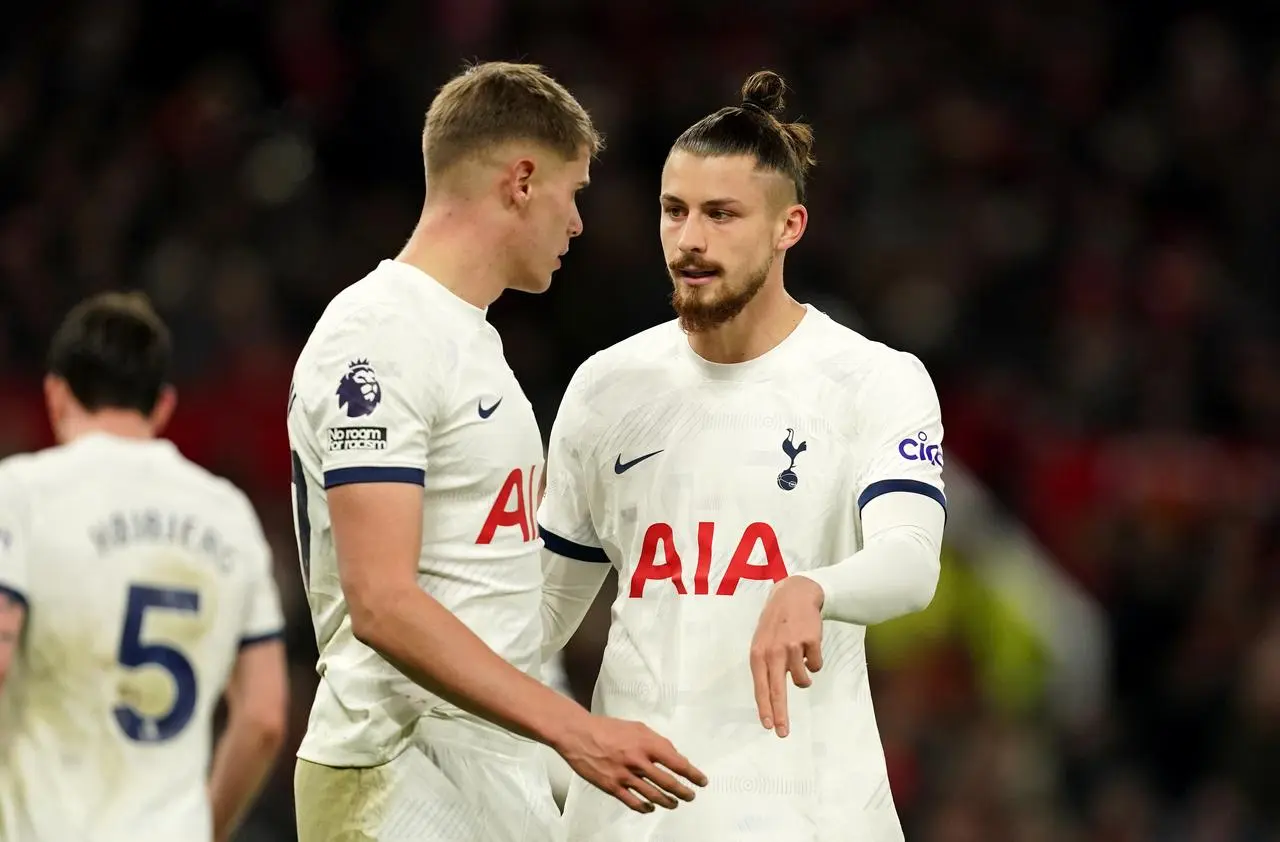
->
xmin=854 ymin=353 xmax=947 ymax=513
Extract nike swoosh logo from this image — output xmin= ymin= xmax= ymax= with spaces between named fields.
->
xmin=614 ymin=450 xmax=664 ymax=475
xmin=477 ymin=398 xmax=502 ymax=419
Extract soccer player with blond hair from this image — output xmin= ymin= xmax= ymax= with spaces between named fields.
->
xmin=288 ymin=61 xmax=705 ymax=842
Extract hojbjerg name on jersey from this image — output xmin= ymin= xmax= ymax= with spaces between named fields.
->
xmin=89 ymin=508 xmax=238 ymax=573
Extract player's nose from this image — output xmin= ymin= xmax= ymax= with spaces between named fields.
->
xmin=568 ymin=206 xmax=583 ymax=238
xmin=675 ymin=219 xmax=706 ymax=253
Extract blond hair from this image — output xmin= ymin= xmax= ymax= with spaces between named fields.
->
xmin=423 ymin=61 xmax=602 ymax=179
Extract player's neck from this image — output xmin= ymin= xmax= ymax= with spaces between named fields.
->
xmin=57 ymin=411 xmax=155 ymax=445
xmin=397 ymin=205 xmax=506 ymax=310
xmin=686 ymin=285 xmax=806 ymax=365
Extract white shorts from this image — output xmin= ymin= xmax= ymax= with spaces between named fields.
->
xmin=295 ymin=717 xmax=565 ymax=842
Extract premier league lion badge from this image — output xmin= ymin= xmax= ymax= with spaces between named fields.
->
xmin=336 ymin=359 xmax=382 ymax=418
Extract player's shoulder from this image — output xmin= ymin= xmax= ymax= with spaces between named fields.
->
xmin=140 ymin=445 xmax=269 ymax=551
xmin=0 ymin=439 xmax=258 ymax=520
xmin=572 ymin=318 xmax=685 ymax=387
xmin=304 ymin=261 xmax=418 ymax=345
xmin=0 ymin=449 xmax=72 ymax=520
xmin=157 ymin=444 xmax=260 ymax=514
xmin=803 ymin=307 xmax=934 ymax=394
xmin=293 ymin=260 xmax=466 ymax=400
xmin=548 ymin=320 xmax=683 ymax=432
xmin=0 ymin=442 xmax=91 ymax=490
xmin=304 ymin=260 xmax=473 ymax=353
xmin=0 ymin=450 xmax=39 ymax=489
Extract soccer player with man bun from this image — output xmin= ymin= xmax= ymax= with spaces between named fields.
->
xmin=539 ymin=70 xmax=946 ymax=840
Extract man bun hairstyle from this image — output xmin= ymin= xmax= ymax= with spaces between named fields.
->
xmin=739 ymin=73 xmax=785 ymax=116
xmin=672 ymin=69 xmax=816 ymax=203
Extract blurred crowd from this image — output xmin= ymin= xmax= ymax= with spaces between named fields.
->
xmin=2 ymin=0 xmax=1279 ymax=839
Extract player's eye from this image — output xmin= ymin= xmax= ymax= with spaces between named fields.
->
xmin=708 ymin=210 xmax=733 ymax=221
xmin=663 ymin=206 xmax=686 ymax=220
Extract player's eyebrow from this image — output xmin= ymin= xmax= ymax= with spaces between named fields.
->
xmin=659 ymin=194 xmax=742 ymax=208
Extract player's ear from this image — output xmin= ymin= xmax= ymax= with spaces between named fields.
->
xmin=149 ymin=385 xmax=178 ymax=436
xmin=776 ymin=203 xmax=808 ymax=252
xmin=42 ymin=374 xmax=70 ymax=435
xmin=505 ymin=156 xmax=536 ymax=209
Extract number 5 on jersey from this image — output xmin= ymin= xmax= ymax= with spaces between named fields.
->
xmin=114 ymin=585 xmax=200 ymax=743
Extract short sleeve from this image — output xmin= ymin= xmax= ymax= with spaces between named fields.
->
xmin=237 ymin=500 xmax=286 ymax=647
xmin=537 ymin=363 xmax=608 ymax=564
xmin=305 ymin=311 xmax=443 ymax=490
xmin=0 ymin=467 xmax=30 ymax=609
xmin=853 ymin=352 xmax=947 ymax=515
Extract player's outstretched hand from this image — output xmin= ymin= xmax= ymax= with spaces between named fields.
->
xmin=749 ymin=575 xmax=825 ymax=738
xmin=553 ymin=715 xmax=708 ymax=813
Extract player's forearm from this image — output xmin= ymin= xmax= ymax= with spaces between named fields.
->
xmin=0 ymin=643 xmax=14 ymax=691
xmin=0 ymin=635 xmax=16 ymax=691
xmin=0 ymin=593 xmax=25 ymax=692
xmin=354 ymin=587 xmax=591 ymax=748
xmin=794 ymin=493 xmax=944 ymax=626
xmin=798 ymin=530 xmax=939 ymax=625
xmin=541 ymin=552 xmax=609 ymax=660
xmin=208 ymin=713 xmax=284 ymax=842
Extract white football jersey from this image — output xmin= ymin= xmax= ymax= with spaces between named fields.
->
xmin=538 ymin=306 xmax=946 ymax=841
xmin=289 ymin=259 xmax=546 ymax=768
xmin=0 ymin=434 xmax=284 ymax=842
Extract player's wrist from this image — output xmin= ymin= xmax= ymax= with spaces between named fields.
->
xmin=540 ymin=702 xmax=594 ymax=755
xmin=788 ymin=572 xmax=829 ymax=615
xmin=528 ymin=690 xmax=592 ymax=752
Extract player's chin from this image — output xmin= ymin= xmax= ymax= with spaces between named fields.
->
xmin=514 ymin=270 xmax=555 ymax=294
xmin=673 ymin=280 xmax=724 ymax=307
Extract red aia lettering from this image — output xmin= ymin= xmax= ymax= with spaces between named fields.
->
xmin=629 ymin=524 xmax=687 ymax=597
xmin=476 ymin=465 xmax=540 ymax=544
xmin=629 ymin=522 xmax=788 ymax=598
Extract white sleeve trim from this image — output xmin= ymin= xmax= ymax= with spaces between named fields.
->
xmin=540 ymin=549 xmax=610 ymax=661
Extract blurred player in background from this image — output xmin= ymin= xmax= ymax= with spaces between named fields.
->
xmin=538 ymin=70 xmax=946 ymax=841
xmin=0 ymin=292 xmax=289 ymax=842
xmin=287 ymin=61 xmax=704 ymax=842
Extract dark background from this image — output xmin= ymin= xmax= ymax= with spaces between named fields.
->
xmin=2 ymin=1 xmax=1279 ymax=839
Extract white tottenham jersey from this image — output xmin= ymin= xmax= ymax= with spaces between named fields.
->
xmin=0 ymin=434 xmax=284 ymax=842
xmin=289 ymin=259 xmax=547 ymax=767
xmin=539 ymin=306 xmax=946 ymax=841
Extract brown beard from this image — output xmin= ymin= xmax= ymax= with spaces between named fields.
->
xmin=670 ymin=256 xmax=772 ymax=333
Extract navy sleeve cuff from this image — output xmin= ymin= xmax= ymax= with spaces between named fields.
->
xmin=239 ymin=629 xmax=284 ymax=649
xmin=858 ymin=479 xmax=947 ymax=512
xmin=538 ymin=525 xmax=610 ymax=564
xmin=323 ymin=466 xmax=426 ymax=489
xmin=0 ymin=583 xmax=27 ymax=610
